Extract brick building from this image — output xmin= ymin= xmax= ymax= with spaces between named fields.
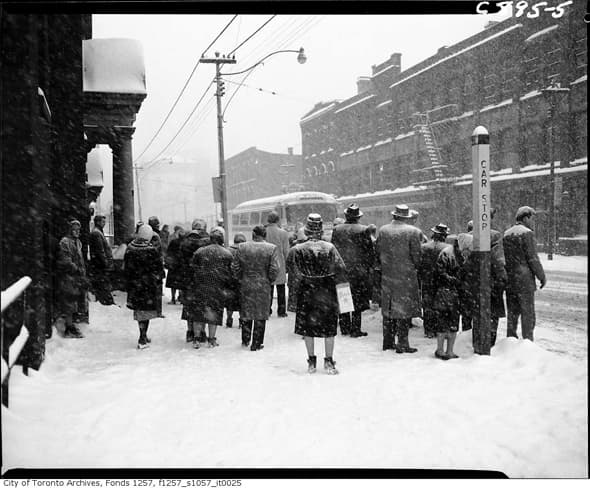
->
xmin=226 ymin=146 xmax=303 ymax=210
xmin=300 ymin=5 xmax=587 ymax=237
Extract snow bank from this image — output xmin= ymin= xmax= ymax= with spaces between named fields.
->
xmin=2 ymin=283 xmax=587 ymax=476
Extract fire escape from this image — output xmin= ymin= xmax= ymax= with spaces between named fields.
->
xmin=411 ymin=112 xmax=447 ymax=184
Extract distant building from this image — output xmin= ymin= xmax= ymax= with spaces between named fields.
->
xmin=226 ymin=147 xmax=303 ymax=209
xmin=300 ymin=3 xmax=587 ymax=239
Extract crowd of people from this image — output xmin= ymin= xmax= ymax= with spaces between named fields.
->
xmin=54 ymin=202 xmax=547 ymax=374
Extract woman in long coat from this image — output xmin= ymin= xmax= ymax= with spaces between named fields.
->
xmin=188 ymin=227 xmax=234 ymax=348
xmin=124 ymin=224 xmax=164 ymax=349
xmin=164 ymin=226 xmax=185 ymax=304
xmin=225 ymin=232 xmax=246 ymax=328
xmin=432 ymin=235 xmax=463 ymax=360
xmin=291 ymin=214 xmax=347 ymax=374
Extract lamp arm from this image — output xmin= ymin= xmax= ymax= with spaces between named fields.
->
xmin=221 ymin=49 xmax=299 ymax=77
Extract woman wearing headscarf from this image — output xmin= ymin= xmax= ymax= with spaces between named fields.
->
xmin=290 ymin=214 xmax=347 ymax=374
xmin=124 ymin=224 xmax=164 ymax=349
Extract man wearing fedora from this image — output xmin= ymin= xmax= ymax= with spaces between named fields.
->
xmin=331 ymin=204 xmax=375 ymax=337
xmin=502 ymin=206 xmax=546 ymax=341
xmin=419 ymin=223 xmax=451 ymax=339
xmin=375 ymin=204 xmax=423 ymax=353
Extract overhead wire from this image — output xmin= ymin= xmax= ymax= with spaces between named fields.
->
xmin=227 ymin=15 xmax=277 ymax=56
xmin=134 ymin=14 xmax=238 ymax=164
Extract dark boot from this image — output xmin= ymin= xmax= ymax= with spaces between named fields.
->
xmin=382 ymin=318 xmax=394 ymax=350
xmin=339 ymin=313 xmax=351 ymax=335
xmin=251 ymin=320 xmax=266 ymax=350
xmin=307 ymin=355 xmax=317 ymax=374
xmin=241 ymin=320 xmax=252 ymax=347
xmin=186 ymin=322 xmax=194 ymax=343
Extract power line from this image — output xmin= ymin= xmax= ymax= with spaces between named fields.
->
xmin=134 ymin=15 xmax=238 ymax=164
xmin=227 ymin=15 xmax=277 ymax=56
xmin=143 ymin=78 xmax=216 ymax=166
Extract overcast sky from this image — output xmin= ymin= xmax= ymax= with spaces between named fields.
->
xmin=91 ymin=11 xmax=508 ymax=221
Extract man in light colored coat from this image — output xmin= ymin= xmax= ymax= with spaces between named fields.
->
xmin=231 ymin=225 xmax=280 ymax=351
xmin=502 ymin=206 xmax=546 ymax=341
xmin=375 ymin=204 xmax=422 ymax=353
xmin=265 ymin=211 xmax=290 ymax=317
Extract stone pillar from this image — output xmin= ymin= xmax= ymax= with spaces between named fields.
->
xmin=111 ymin=126 xmax=135 ymax=245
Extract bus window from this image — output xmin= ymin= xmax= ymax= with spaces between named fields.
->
xmin=249 ymin=212 xmax=260 ymax=225
xmin=239 ymin=213 xmax=249 ymax=225
xmin=232 ymin=214 xmax=239 ymax=226
xmin=260 ymin=210 xmax=270 ymax=225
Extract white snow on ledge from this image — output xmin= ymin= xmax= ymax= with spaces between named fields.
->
xmin=83 ymin=39 xmax=146 ymax=94
xmin=300 ymin=102 xmax=337 ymax=124
xmin=520 ymin=90 xmax=542 ymax=101
xmin=525 ymin=25 xmax=559 ymax=43
xmin=394 ymin=131 xmax=415 ymax=140
xmin=481 ymin=98 xmax=513 ymax=112
xmin=571 ymin=75 xmax=587 ymax=85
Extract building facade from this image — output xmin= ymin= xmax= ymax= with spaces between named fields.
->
xmin=225 ymin=146 xmax=303 ymax=210
xmin=300 ymin=5 xmax=587 ymax=239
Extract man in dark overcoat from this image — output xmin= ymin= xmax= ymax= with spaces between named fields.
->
xmin=265 ymin=211 xmax=291 ymax=317
xmin=225 ymin=233 xmax=246 ymax=327
xmin=231 ymin=225 xmax=280 ymax=351
xmin=164 ymin=226 xmax=185 ymax=305
xmin=179 ymin=219 xmax=210 ymax=343
xmin=419 ymin=223 xmax=451 ymax=339
xmin=502 ymin=206 xmax=546 ymax=341
xmin=375 ymin=204 xmax=422 ymax=353
xmin=88 ymin=214 xmax=115 ymax=306
xmin=331 ymin=203 xmax=375 ymax=337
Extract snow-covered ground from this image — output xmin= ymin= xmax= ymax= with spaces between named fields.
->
xmin=2 ymin=254 xmax=587 ymax=477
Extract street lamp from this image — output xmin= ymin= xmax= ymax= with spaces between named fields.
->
xmin=200 ymin=48 xmax=306 ymax=242
xmin=541 ymin=79 xmax=570 ymax=261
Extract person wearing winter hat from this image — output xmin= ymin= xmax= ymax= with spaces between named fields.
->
xmin=290 ymin=214 xmax=347 ymax=374
xmin=123 ymin=224 xmax=164 ymax=349
xmin=56 ymin=219 xmax=87 ymax=338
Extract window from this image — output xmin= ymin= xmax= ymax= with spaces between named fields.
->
xmin=239 ymin=213 xmax=249 ymax=225
xmin=232 ymin=214 xmax=239 ymax=226
xmin=249 ymin=212 xmax=260 ymax=225
xmin=261 ymin=210 xmax=270 ymax=224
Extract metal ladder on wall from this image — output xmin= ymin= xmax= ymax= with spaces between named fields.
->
xmin=415 ymin=112 xmax=445 ymax=180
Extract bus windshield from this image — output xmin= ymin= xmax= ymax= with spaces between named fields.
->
xmin=286 ymin=203 xmax=337 ymax=225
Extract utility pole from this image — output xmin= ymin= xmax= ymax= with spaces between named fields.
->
xmin=542 ymin=80 xmax=570 ymax=261
xmin=200 ymin=52 xmax=236 ymax=243
xmin=134 ymin=164 xmax=143 ymax=222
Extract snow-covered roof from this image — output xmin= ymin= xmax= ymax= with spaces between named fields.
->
xmin=300 ymin=102 xmax=337 ymax=124
xmin=334 ymin=94 xmax=376 ymax=114
xmin=525 ymin=24 xmax=559 ymax=43
xmin=376 ymin=99 xmax=392 ymax=109
xmin=83 ymin=39 xmax=146 ymax=94
xmin=390 ymin=24 xmax=523 ymax=89
xmin=372 ymin=63 xmax=399 ymax=78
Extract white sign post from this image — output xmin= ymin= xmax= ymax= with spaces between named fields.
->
xmin=471 ymin=126 xmax=491 ymax=355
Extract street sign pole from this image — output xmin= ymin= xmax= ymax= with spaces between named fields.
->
xmin=471 ymin=126 xmax=491 ymax=355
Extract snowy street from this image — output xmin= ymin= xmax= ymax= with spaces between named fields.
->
xmin=2 ymin=254 xmax=587 ymax=477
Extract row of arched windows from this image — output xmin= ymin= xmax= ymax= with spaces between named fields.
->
xmin=304 ymin=161 xmax=336 ymax=177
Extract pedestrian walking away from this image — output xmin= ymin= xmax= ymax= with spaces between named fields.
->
xmin=226 ymin=233 xmax=246 ymax=328
xmin=164 ymin=226 xmax=185 ymax=305
xmin=179 ymin=219 xmax=210 ymax=343
xmin=148 ymin=216 xmax=165 ymax=317
xmin=419 ymin=224 xmax=451 ymax=339
xmin=375 ymin=204 xmax=422 ymax=354
xmin=187 ymin=227 xmax=233 ymax=349
xmin=231 ymin=225 xmax=280 ymax=351
xmin=502 ymin=206 xmax=546 ymax=341
xmin=123 ymin=224 xmax=165 ymax=349
xmin=265 ymin=211 xmax=291 ymax=318
xmin=291 ymin=214 xmax=347 ymax=374
xmin=331 ymin=203 xmax=375 ymax=337
xmin=432 ymin=235 xmax=463 ymax=360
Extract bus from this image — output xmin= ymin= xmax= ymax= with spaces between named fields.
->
xmin=229 ymin=191 xmax=339 ymax=241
